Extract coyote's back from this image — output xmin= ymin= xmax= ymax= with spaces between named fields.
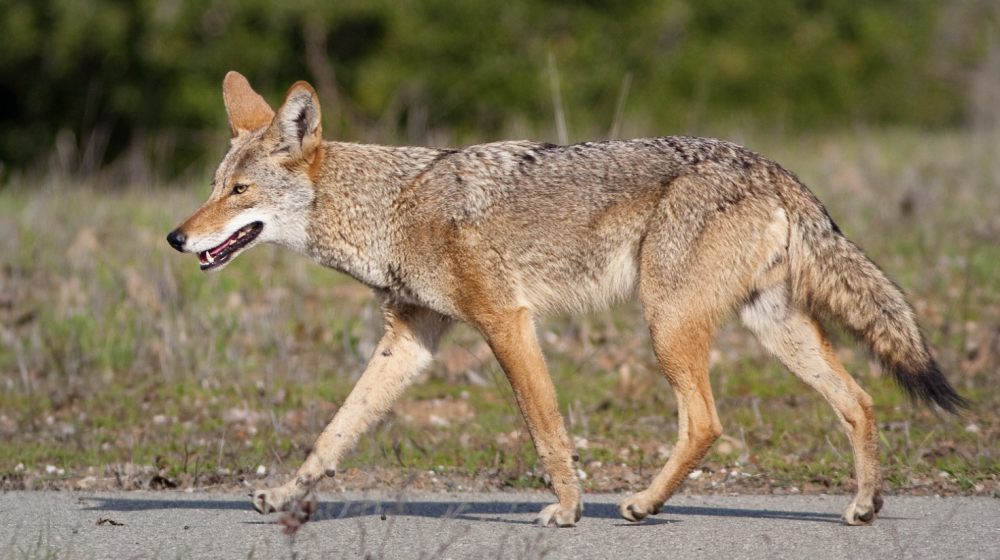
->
xmin=394 ymin=136 xmax=799 ymax=315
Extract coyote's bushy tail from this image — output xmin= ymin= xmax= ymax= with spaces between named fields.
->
xmin=782 ymin=175 xmax=967 ymax=414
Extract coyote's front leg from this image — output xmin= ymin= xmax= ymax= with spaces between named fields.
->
xmin=480 ymin=308 xmax=582 ymax=527
xmin=252 ymin=304 xmax=451 ymax=514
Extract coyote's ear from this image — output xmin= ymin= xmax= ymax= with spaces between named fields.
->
xmin=268 ymin=81 xmax=323 ymax=162
xmin=223 ymin=71 xmax=276 ymax=136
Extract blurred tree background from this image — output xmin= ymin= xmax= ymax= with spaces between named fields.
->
xmin=1 ymin=0 xmax=998 ymax=181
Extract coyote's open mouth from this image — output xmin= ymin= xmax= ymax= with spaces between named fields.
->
xmin=199 ymin=222 xmax=263 ymax=270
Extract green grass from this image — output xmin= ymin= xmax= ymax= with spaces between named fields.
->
xmin=1 ymin=127 xmax=998 ymax=497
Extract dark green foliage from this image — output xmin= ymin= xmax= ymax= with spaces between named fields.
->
xmin=0 ymin=0 xmax=995 ymax=175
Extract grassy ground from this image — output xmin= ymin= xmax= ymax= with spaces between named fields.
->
xmin=1 ymin=128 xmax=999 ymax=500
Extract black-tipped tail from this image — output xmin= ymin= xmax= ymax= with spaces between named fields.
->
xmin=886 ymin=345 xmax=969 ymax=415
xmin=783 ymin=173 xmax=968 ymax=415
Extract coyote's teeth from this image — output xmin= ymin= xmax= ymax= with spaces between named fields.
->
xmin=206 ymin=252 xmax=215 ymax=264
xmin=237 ymin=229 xmax=245 ymax=238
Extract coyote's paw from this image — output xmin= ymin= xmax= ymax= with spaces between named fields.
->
xmin=842 ymin=494 xmax=883 ymax=526
xmin=618 ymin=491 xmax=662 ymax=523
xmin=251 ymin=475 xmax=317 ymax=515
xmin=534 ymin=502 xmax=582 ymax=528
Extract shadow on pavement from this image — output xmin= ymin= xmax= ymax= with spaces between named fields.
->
xmin=80 ymin=496 xmax=843 ymax=525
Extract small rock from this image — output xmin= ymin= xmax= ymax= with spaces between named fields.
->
xmin=810 ymin=474 xmax=833 ymax=487
xmin=76 ymin=476 xmax=97 ymax=490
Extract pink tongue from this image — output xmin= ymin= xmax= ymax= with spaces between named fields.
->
xmin=208 ymin=230 xmax=242 ymax=257
xmin=198 ymin=239 xmax=230 ymax=264
xmin=210 ymin=238 xmax=232 ymax=256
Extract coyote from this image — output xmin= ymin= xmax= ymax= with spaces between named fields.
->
xmin=167 ymin=72 xmax=964 ymax=527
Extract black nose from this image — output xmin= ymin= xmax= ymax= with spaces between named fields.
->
xmin=166 ymin=229 xmax=187 ymax=252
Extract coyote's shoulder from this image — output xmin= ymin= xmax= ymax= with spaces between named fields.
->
xmin=168 ymin=72 xmax=964 ymax=530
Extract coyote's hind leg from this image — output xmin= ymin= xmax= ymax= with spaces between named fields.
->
xmin=618 ymin=176 xmax=778 ymax=522
xmin=739 ymin=285 xmax=882 ymax=525
xmin=619 ymin=307 xmax=722 ymax=522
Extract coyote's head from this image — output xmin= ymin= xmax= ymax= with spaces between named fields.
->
xmin=167 ymin=72 xmax=323 ymax=271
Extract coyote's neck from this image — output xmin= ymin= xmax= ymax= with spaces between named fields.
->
xmin=305 ymin=141 xmax=441 ymax=289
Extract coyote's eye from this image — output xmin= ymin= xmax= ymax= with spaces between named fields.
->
xmin=232 ymin=183 xmax=248 ymax=195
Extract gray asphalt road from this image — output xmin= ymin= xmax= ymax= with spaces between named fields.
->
xmin=1 ymin=490 xmax=997 ymax=559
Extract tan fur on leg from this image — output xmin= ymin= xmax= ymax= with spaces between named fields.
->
xmin=739 ymin=285 xmax=882 ymax=525
xmin=252 ymin=303 xmax=451 ymax=514
xmin=479 ymin=308 xmax=581 ymax=527
xmin=619 ymin=313 xmax=722 ymax=522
